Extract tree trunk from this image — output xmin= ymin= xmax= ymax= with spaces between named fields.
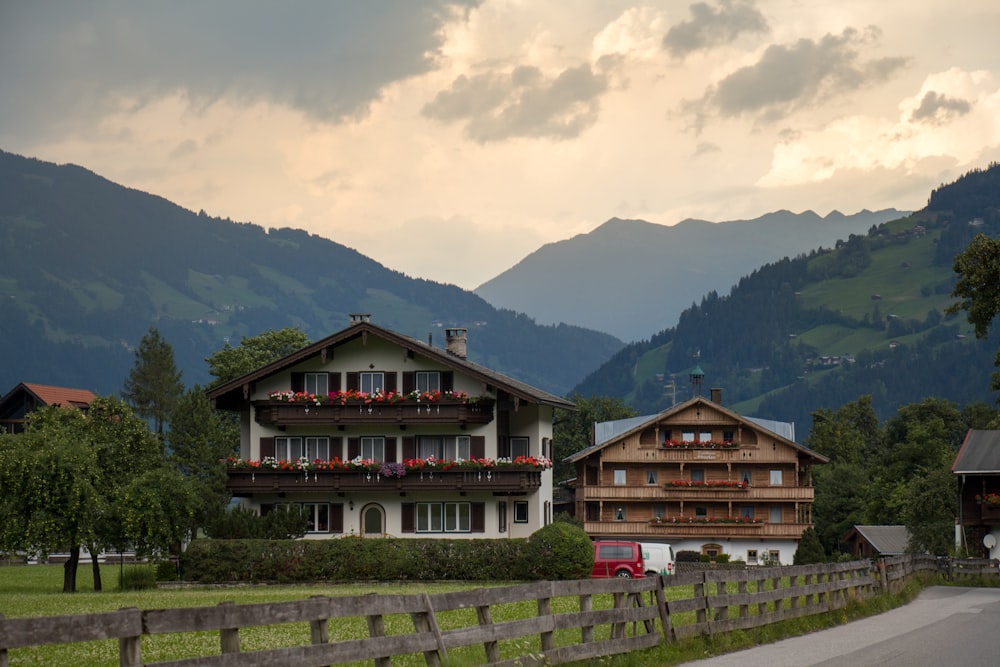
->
xmin=62 ymin=545 xmax=80 ymax=593
xmin=90 ymin=545 xmax=103 ymax=592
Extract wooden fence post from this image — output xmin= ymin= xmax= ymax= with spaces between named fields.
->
xmin=694 ymin=573 xmax=708 ymax=627
xmin=538 ymin=589 xmax=554 ymax=653
xmin=218 ymin=602 xmax=240 ymax=655
xmin=118 ymin=607 xmax=142 ymax=667
xmin=579 ymin=593 xmax=595 ymax=644
xmin=654 ymin=576 xmax=673 ymax=643
xmin=0 ymin=613 xmax=8 ymax=667
xmin=408 ymin=593 xmax=445 ymax=667
xmin=476 ymin=602 xmax=500 ymax=664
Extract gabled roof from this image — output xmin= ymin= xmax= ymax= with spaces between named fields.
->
xmin=0 ymin=382 xmax=97 ymax=409
xmin=565 ymin=395 xmax=828 ymax=464
xmin=206 ymin=320 xmax=576 ymax=411
xmin=845 ymin=525 xmax=910 ymax=555
xmin=952 ymin=430 xmax=1000 ymax=474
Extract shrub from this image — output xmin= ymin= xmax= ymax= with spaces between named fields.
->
xmin=119 ymin=565 xmax=157 ymax=591
xmin=522 ymin=522 xmax=592 ymax=580
xmin=794 ymin=527 xmax=827 ymax=564
xmin=676 ymin=550 xmax=701 ymax=563
xmin=155 ymin=559 xmax=179 ymax=581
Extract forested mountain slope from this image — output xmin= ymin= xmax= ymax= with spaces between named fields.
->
xmin=0 ymin=150 xmax=623 ymax=396
xmin=572 ymin=164 xmax=1000 ymax=437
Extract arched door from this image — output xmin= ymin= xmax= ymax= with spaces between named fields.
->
xmin=362 ymin=504 xmax=385 ymax=537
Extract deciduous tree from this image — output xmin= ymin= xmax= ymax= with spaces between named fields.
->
xmin=205 ymin=327 xmax=310 ymax=387
xmin=949 ymin=232 xmax=1000 ymax=395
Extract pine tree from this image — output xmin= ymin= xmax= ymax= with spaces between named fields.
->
xmin=793 ymin=527 xmax=827 ymax=564
xmin=123 ymin=327 xmax=183 ymax=435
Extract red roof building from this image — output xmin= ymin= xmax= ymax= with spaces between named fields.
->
xmin=0 ymin=382 xmax=97 ymax=434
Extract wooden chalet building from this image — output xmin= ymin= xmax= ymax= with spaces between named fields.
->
xmin=953 ymin=430 xmax=1000 ymax=559
xmin=206 ymin=314 xmax=574 ymax=540
xmin=566 ymin=387 xmax=828 ymax=565
xmin=0 ymin=382 xmax=97 ymax=434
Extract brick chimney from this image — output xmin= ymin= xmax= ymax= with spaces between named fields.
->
xmin=710 ymin=387 xmax=722 ymax=404
xmin=349 ymin=313 xmax=371 ymax=326
xmin=445 ymin=328 xmax=467 ymax=359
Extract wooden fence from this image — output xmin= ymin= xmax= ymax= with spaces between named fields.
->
xmin=0 ymin=556 xmax=990 ymax=667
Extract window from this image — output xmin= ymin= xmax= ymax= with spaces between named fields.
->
xmin=275 ymin=437 xmax=303 ymax=460
xmin=739 ymin=469 xmax=752 ymax=485
xmin=652 ymin=504 xmax=665 ymax=520
xmin=613 ymin=469 xmax=627 ymax=485
xmin=767 ymin=549 xmax=781 ymax=565
xmin=415 ymin=371 xmax=440 ymax=392
xmin=510 ymin=437 xmax=529 ymax=458
xmin=723 ymin=430 xmax=735 ymax=443
xmin=747 ymin=549 xmax=758 ymax=565
xmin=360 ymin=372 xmax=384 ymax=394
xmin=646 ymin=469 xmax=658 ymax=485
xmin=770 ymin=505 xmax=783 ymax=524
xmin=305 ymin=437 xmax=329 ymax=461
xmin=498 ymin=502 xmax=507 ymax=533
xmin=690 ymin=468 xmax=705 ymax=482
xmin=273 ymin=503 xmax=330 ymax=533
xmin=770 ymin=469 xmax=783 ymax=486
xmin=417 ymin=436 xmax=470 ymax=460
xmin=699 ymin=431 xmax=712 ymax=443
xmin=514 ymin=501 xmax=529 ymax=523
xmin=614 ymin=506 xmax=626 ymax=521
xmin=682 ymin=431 xmax=695 ymax=443
xmin=361 ymin=437 xmax=384 ymax=461
xmin=695 ymin=506 xmax=707 ymax=518
xmin=740 ymin=505 xmax=754 ymax=520
xmin=416 ymin=502 xmax=471 ymax=533
xmin=304 ymin=372 xmax=328 ymax=396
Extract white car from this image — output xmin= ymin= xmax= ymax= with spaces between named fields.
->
xmin=640 ymin=542 xmax=675 ymax=576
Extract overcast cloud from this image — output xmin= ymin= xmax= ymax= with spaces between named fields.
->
xmin=1 ymin=0 xmax=998 ymax=289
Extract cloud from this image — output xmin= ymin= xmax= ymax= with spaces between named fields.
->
xmin=0 ymin=1 xmax=479 ymax=143
xmin=691 ymin=27 xmax=909 ymax=123
xmin=663 ymin=0 xmax=768 ymax=57
xmin=422 ymin=62 xmax=610 ymax=142
xmin=910 ymin=91 xmax=972 ymax=124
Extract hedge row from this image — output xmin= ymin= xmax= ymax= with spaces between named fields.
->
xmin=181 ymin=523 xmax=593 ymax=583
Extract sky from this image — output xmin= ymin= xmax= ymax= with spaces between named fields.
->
xmin=2 ymin=1 xmax=999 ymax=290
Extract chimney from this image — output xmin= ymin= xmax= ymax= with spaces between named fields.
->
xmin=710 ymin=387 xmax=722 ymax=404
xmin=349 ymin=313 xmax=371 ymax=326
xmin=445 ymin=328 xmax=467 ymax=359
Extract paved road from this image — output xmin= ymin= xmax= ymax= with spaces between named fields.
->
xmin=681 ymin=586 xmax=1000 ymax=667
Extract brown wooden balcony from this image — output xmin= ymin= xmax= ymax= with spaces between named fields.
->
xmin=252 ymin=399 xmax=495 ymax=428
xmin=227 ymin=465 xmax=540 ymax=495
xmin=980 ymin=504 xmax=1000 ymax=523
xmin=583 ymin=520 xmax=810 ymax=540
xmin=578 ymin=486 xmax=814 ymax=502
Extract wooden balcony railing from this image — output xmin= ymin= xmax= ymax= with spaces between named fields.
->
xmin=252 ymin=399 xmax=495 ymax=427
xmin=583 ymin=520 xmax=810 ymax=540
xmin=579 ymin=486 xmax=814 ymax=502
xmin=226 ymin=466 xmax=540 ymax=495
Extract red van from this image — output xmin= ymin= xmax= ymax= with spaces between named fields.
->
xmin=591 ymin=540 xmax=646 ymax=578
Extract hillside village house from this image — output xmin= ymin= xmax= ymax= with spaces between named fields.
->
xmin=952 ymin=430 xmax=1000 ymax=559
xmin=0 ymin=382 xmax=97 ymax=434
xmin=566 ymin=386 xmax=829 ymax=565
xmin=206 ymin=315 xmax=574 ymax=539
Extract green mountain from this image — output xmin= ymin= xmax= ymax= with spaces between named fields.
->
xmin=0 ymin=150 xmax=623 ymax=397
xmin=572 ymin=164 xmax=1000 ymax=435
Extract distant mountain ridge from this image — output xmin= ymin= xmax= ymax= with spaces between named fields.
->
xmin=0 ymin=149 xmax=622 ymax=397
xmin=475 ymin=208 xmax=907 ymax=342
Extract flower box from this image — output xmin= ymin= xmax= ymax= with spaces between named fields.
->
xmin=252 ymin=398 xmax=495 ymax=427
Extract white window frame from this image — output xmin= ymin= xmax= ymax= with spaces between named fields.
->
xmin=613 ymin=469 xmax=627 ymax=485
xmin=747 ymin=549 xmax=758 ymax=565
xmin=275 ymin=437 xmax=303 ymax=460
xmin=276 ymin=503 xmax=330 ymax=534
xmin=360 ymin=372 xmax=384 ymax=394
xmin=415 ymin=371 xmax=440 ymax=392
xmin=304 ymin=372 xmax=328 ymax=396
xmin=770 ymin=469 xmax=783 ymax=486
xmin=416 ymin=502 xmax=471 ymax=533
xmin=305 ymin=436 xmax=329 ymax=461
xmin=699 ymin=431 xmax=712 ymax=443
xmin=514 ymin=501 xmax=529 ymax=523
xmin=361 ymin=436 xmax=385 ymax=461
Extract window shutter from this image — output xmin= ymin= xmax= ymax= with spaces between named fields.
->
xmin=347 ymin=438 xmax=360 ymax=460
xmin=401 ymin=503 xmax=415 ymax=533
xmin=470 ymin=435 xmax=486 ymax=459
xmin=441 ymin=371 xmax=454 ymax=392
xmin=498 ymin=435 xmax=510 ymax=459
xmin=330 ymin=436 xmax=343 ymax=460
xmin=259 ymin=437 xmax=275 ymax=459
xmin=330 ymin=504 xmax=344 ymax=533
xmin=471 ymin=503 xmax=485 ymax=533
xmin=402 ymin=371 xmax=415 ymax=394
xmin=384 ymin=372 xmax=397 ymax=393
xmin=384 ymin=437 xmax=397 ymax=463
xmin=328 ymin=372 xmax=341 ymax=392
xmin=346 ymin=372 xmax=359 ymax=390
xmin=290 ymin=373 xmax=304 ymax=392
xmin=402 ymin=436 xmax=416 ymax=460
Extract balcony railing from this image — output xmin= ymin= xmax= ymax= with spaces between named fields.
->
xmin=252 ymin=399 xmax=495 ymax=427
xmin=579 ymin=486 xmax=814 ymax=502
xmin=226 ymin=466 xmax=540 ymax=495
xmin=583 ymin=520 xmax=810 ymax=540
